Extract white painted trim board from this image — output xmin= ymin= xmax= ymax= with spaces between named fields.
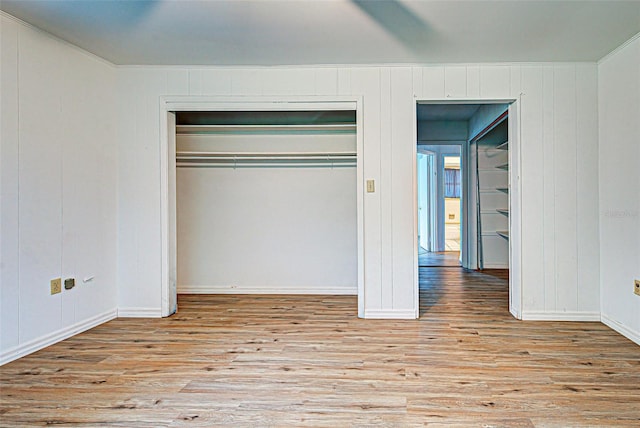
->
xmin=0 ymin=309 xmax=117 ymax=366
xmin=521 ymin=311 xmax=601 ymax=321
xmin=117 ymin=308 xmax=163 ymax=318
xmin=601 ymin=314 xmax=640 ymax=346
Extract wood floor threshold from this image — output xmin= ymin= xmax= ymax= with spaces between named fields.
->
xmin=1 ymin=269 xmax=638 ymax=426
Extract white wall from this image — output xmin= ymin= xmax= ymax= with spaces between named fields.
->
xmin=117 ymin=63 xmax=600 ymax=320
xmin=598 ymin=35 xmax=640 ymax=344
xmin=0 ymin=15 xmax=118 ymax=364
xmin=176 ymin=132 xmax=357 ymax=294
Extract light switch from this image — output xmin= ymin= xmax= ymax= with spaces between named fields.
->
xmin=366 ymin=180 xmax=375 ymax=193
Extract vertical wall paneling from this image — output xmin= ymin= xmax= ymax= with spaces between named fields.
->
xmin=509 ymin=65 xmax=522 ymax=98
xmin=598 ymin=36 xmax=640 ymax=344
xmin=114 ymin=62 xmax=601 ymax=322
xmin=422 ymin=66 xmax=445 ymax=99
xmin=575 ymin=64 xmax=600 ymax=313
xmin=231 ymin=69 xmax=263 ymax=95
xmin=412 ymin=67 xmax=423 ymax=97
xmin=466 ymin=66 xmax=481 ymax=98
xmin=480 ymin=66 xmax=510 ymax=98
xmin=116 ymin=69 xmax=142 ymax=310
xmin=553 ymin=65 xmax=578 ymax=312
xmin=351 ymin=68 xmax=383 ymax=310
xmin=0 ymin=17 xmax=20 ymax=350
xmin=166 ymin=69 xmax=190 ymax=95
xmin=444 ymin=66 xmax=466 ymax=98
xmin=337 ymin=68 xmax=351 ymax=95
xmin=1 ymin=14 xmax=118 ymax=364
xmin=519 ymin=66 xmax=545 ymax=310
xmin=379 ymin=67 xmax=394 ymax=309
xmin=315 ymin=68 xmax=338 ymax=95
xmin=542 ymin=66 xmax=557 ymax=311
xmin=19 ymin=26 xmax=65 ymax=342
xmin=390 ymin=67 xmax=416 ymax=313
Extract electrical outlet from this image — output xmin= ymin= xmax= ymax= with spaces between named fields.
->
xmin=64 ymin=278 xmax=75 ymax=290
xmin=634 ymin=280 xmax=640 ymax=296
xmin=50 ymin=278 xmax=62 ymax=295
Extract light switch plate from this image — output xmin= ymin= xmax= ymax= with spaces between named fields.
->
xmin=366 ymin=180 xmax=375 ymax=193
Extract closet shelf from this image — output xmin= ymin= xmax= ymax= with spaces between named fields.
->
xmin=496 ymin=231 xmax=509 ymax=240
xmin=176 ymin=124 xmax=356 ymax=134
xmin=496 ymin=141 xmax=509 ymax=150
xmin=496 ymin=163 xmax=509 ymax=170
xmin=496 ymin=187 xmax=509 ymax=194
xmin=496 ymin=209 xmax=509 ymax=216
xmin=176 ymin=151 xmax=357 ymax=167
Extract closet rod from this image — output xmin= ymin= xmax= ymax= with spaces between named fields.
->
xmin=177 ymin=151 xmax=356 ymax=160
xmin=176 ymin=124 xmax=356 ymax=134
xmin=176 ymin=151 xmax=357 ymax=167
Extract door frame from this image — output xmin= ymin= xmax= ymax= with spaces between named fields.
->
xmin=159 ymin=96 xmax=365 ymax=317
xmin=413 ymin=98 xmax=522 ymax=319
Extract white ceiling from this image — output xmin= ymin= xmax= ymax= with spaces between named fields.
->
xmin=2 ymin=0 xmax=639 ymax=66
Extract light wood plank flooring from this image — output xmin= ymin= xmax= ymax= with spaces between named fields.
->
xmin=1 ymin=268 xmax=639 ymax=426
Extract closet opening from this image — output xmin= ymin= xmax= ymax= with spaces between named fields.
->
xmin=160 ymin=98 xmax=365 ymax=319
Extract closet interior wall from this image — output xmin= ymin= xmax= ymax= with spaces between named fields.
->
xmin=175 ymin=112 xmax=358 ymax=295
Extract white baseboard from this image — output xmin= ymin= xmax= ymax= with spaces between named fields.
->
xmin=363 ymin=309 xmax=418 ymax=319
xmin=521 ymin=311 xmax=601 ymax=321
xmin=117 ymin=307 xmax=162 ymax=318
xmin=178 ymin=284 xmax=357 ymax=295
xmin=483 ymin=264 xmax=509 ymax=269
xmin=601 ymin=314 xmax=640 ymax=346
xmin=509 ymin=306 xmax=521 ymax=320
xmin=0 ymin=309 xmax=117 ymax=366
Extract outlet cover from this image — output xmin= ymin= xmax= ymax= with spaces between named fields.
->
xmin=50 ymin=278 xmax=62 ymax=295
xmin=634 ymin=280 xmax=640 ymax=296
xmin=64 ymin=278 xmax=75 ymax=290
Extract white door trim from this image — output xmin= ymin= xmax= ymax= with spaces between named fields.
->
xmin=159 ymin=96 xmax=365 ymax=318
xmin=413 ymin=98 xmax=522 ymax=320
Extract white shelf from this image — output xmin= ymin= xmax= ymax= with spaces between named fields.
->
xmin=496 ymin=209 xmax=509 ymax=216
xmin=496 ymin=141 xmax=509 ymax=150
xmin=496 ymin=231 xmax=509 ymax=240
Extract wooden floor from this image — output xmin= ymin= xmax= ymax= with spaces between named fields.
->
xmin=419 ymin=250 xmax=461 ymax=267
xmin=1 ymin=269 xmax=639 ymax=427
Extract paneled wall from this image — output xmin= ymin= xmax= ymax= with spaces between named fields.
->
xmin=117 ymin=63 xmax=600 ymax=319
xmin=0 ymin=15 xmax=118 ymax=364
xmin=598 ymin=36 xmax=640 ymax=344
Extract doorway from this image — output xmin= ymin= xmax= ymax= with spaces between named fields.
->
xmin=414 ymin=100 xmax=522 ymax=319
xmin=417 ymin=145 xmax=463 ymax=268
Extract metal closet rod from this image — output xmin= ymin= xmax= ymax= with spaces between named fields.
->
xmin=176 ymin=151 xmax=356 ymax=160
xmin=175 ymin=124 xmax=356 ymax=134
xmin=175 ymin=151 xmax=357 ymax=167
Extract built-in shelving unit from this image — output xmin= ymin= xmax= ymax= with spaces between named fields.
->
xmin=496 ymin=140 xmax=509 ymax=151
xmin=473 ymin=116 xmax=509 ymax=268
